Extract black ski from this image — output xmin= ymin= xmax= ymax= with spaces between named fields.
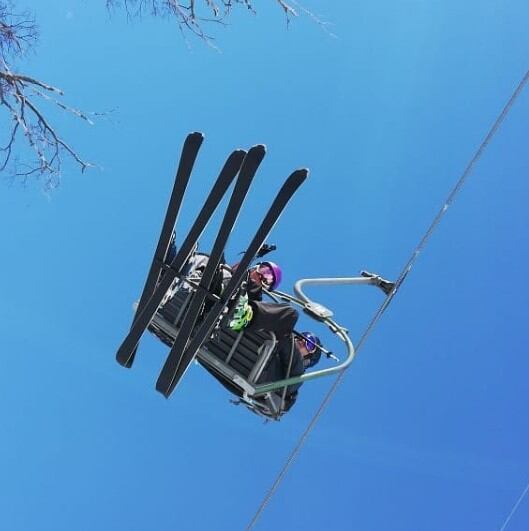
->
xmin=117 ymin=132 xmax=203 ymax=368
xmin=154 ymin=145 xmax=266 ymax=394
xmin=116 ymin=147 xmax=247 ymax=367
xmin=156 ymin=168 xmax=308 ymax=397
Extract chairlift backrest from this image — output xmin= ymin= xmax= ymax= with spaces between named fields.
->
xmin=148 ymin=271 xmax=291 ymax=418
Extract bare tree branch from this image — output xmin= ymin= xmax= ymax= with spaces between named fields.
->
xmin=289 ymin=0 xmax=335 ymax=37
xmin=0 ymin=1 xmax=37 ymax=58
xmin=1 ymin=0 xmax=330 ymax=190
xmin=106 ymin=0 xmax=331 ymax=46
xmin=0 ymin=1 xmax=94 ymax=189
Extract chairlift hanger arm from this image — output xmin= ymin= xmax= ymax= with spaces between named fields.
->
xmin=254 ymin=275 xmax=390 ymax=395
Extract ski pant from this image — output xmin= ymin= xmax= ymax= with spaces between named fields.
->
xmin=246 ymin=301 xmax=299 ymax=338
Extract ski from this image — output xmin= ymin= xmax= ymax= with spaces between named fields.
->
xmin=116 ymin=147 xmax=247 ymax=367
xmin=154 ymin=145 xmax=266 ymax=394
xmin=156 ymin=168 xmax=308 ymax=397
xmin=118 ymin=132 xmax=204 ymax=368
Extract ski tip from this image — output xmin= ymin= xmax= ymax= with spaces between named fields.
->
xmin=291 ymin=168 xmax=309 ymax=180
xmin=230 ymin=148 xmax=247 ymax=161
xmin=186 ymin=131 xmax=205 ymax=144
xmin=237 ymin=145 xmax=266 ymax=171
xmin=248 ymin=144 xmax=267 ymax=156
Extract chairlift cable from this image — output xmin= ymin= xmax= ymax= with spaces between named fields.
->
xmin=246 ymin=69 xmax=529 ymax=531
xmin=498 ymin=478 xmax=529 ymax=531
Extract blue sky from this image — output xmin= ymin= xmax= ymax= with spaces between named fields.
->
xmin=1 ymin=1 xmax=529 ymax=530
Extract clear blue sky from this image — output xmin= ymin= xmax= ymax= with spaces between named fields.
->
xmin=1 ymin=1 xmax=528 ymax=530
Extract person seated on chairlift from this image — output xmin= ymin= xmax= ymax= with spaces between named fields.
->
xmin=229 ymin=261 xmax=322 ymax=410
xmin=168 ymin=240 xmax=322 ymax=409
xmin=170 ymin=241 xmax=322 ymax=365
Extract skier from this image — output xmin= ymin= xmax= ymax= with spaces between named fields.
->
xmin=228 ymin=263 xmax=322 ymax=410
xmin=260 ymin=329 xmax=322 ymax=411
xmin=170 ymin=246 xmax=321 ymax=388
xmin=228 ymin=280 xmax=322 ymax=372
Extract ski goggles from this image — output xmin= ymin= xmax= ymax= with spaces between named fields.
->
xmin=296 ymin=335 xmax=318 ymax=354
xmin=303 ymin=336 xmax=318 ymax=354
xmin=257 ymin=264 xmax=275 ymax=288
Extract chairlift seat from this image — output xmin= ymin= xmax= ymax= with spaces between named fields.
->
xmin=148 ymin=286 xmax=287 ymax=418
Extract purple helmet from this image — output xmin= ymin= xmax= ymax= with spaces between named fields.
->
xmin=300 ymin=332 xmax=322 ymax=368
xmin=257 ymin=261 xmax=282 ymax=290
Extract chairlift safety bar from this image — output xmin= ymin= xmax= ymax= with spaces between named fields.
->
xmin=252 ymin=275 xmax=381 ymax=395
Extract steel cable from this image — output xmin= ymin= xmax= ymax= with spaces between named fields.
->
xmin=499 ymin=479 xmax=529 ymax=531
